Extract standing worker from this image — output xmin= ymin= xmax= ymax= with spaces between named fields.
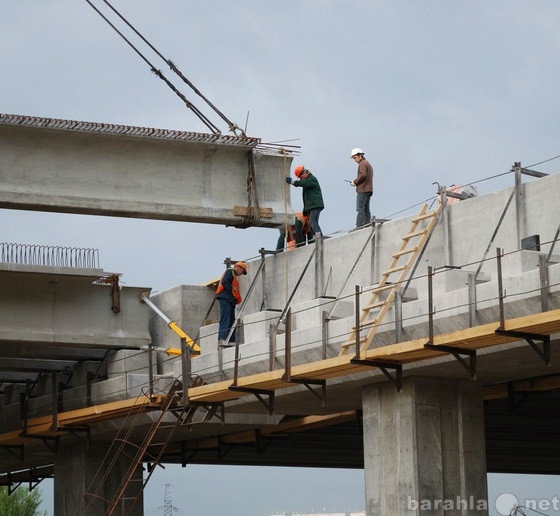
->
xmin=215 ymin=261 xmax=247 ymax=347
xmin=349 ymin=148 xmax=373 ymax=228
xmin=285 ymin=165 xmax=324 ymax=238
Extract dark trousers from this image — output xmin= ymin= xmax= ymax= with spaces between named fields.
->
xmin=356 ymin=191 xmax=372 ymax=227
xmin=308 ymin=208 xmax=323 ymax=237
xmin=218 ymin=297 xmax=236 ymax=342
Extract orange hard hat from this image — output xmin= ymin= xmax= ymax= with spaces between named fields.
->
xmin=294 ymin=165 xmax=305 ymax=178
xmin=234 ymin=261 xmax=247 ymax=274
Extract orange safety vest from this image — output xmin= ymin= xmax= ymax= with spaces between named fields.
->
xmin=286 ymin=212 xmax=310 ymax=251
xmin=216 ymin=269 xmax=242 ymax=304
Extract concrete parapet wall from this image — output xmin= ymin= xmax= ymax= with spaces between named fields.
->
xmin=234 ymin=173 xmax=560 ymax=314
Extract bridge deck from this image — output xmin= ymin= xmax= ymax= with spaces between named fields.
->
xmin=187 ymin=308 xmax=560 ymax=402
xmin=1 ymin=308 xmax=559 ymax=444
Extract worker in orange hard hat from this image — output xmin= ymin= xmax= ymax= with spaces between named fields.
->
xmin=285 ymin=165 xmax=324 ymax=238
xmin=216 ymin=260 xmax=247 ymax=347
xmin=276 ymin=211 xmax=312 ymax=251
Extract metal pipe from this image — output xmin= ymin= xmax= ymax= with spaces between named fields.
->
xmin=427 ymin=266 xmax=434 ymax=344
xmin=497 ymin=248 xmax=505 ymax=328
xmin=354 ymin=285 xmax=361 ymax=359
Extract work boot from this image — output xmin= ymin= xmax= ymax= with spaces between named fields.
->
xmin=218 ymin=340 xmax=234 ymax=348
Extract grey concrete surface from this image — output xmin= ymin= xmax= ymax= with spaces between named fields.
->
xmin=1 ymin=172 xmax=559 ymax=516
xmin=0 ymin=263 xmax=151 ymax=352
xmin=362 ymin=378 xmax=488 ymax=516
xmin=55 ymin=441 xmax=143 ymax=516
xmin=0 ymin=114 xmax=293 ymax=227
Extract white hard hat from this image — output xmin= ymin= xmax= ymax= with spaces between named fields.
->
xmin=350 ymin=147 xmax=364 ymax=157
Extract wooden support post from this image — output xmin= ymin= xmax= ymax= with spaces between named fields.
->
xmin=86 ymin=371 xmax=94 ymax=407
xmin=497 ymin=248 xmax=505 ymax=329
xmin=441 ymin=190 xmax=451 ymax=265
xmin=180 ymin=337 xmax=191 ymax=408
xmin=427 ymin=266 xmax=434 ymax=344
xmin=394 ymin=291 xmax=403 ymax=343
xmin=283 ymin=309 xmax=292 ymax=381
xmin=354 ymin=285 xmax=361 ymax=359
xmin=321 ymin=310 xmax=329 ymax=359
xmin=20 ymin=390 xmax=28 ymax=436
xmin=468 ymin=272 xmax=477 ymax=327
xmin=268 ymin=324 xmax=277 ymax=371
xmin=539 ymin=254 xmax=550 ymax=312
xmin=259 ymin=247 xmax=268 ymax=311
xmin=148 ymin=344 xmax=154 ymax=398
xmin=513 ymin=162 xmax=523 ymax=249
xmin=50 ymin=373 xmax=58 ymax=432
xmin=315 ymin=234 xmax=324 ymax=298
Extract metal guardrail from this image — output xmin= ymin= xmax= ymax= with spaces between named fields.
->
xmin=0 ymin=243 xmax=100 ymax=268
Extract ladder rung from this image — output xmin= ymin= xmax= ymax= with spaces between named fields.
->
xmin=360 ymin=319 xmax=380 ymax=329
xmin=412 ymin=211 xmax=436 ymax=222
xmin=364 ymin=301 xmax=385 ymax=310
xmin=402 ymin=229 xmax=426 ymax=240
xmin=341 ymin=338 xmax=367 ymax=349
xmin=371 ymin=284 xmax=395 ymax=293
xmin=383 ymin=265 xmax=406 ymax=275
xmin=393 ymin=247 xmax=417 ymax=258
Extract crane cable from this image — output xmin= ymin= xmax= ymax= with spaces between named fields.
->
xmin=84 ymin=0 xmax=224 ymax=135
xmin=96 ymin=0 xmax=245 ymax=136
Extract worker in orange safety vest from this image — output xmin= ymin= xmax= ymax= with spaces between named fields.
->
xmin=216 ymin=261 xmax=247 ymax=347
xmin=276 ymin=211 xmax=312 ymax=251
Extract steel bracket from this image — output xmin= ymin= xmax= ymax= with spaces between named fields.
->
xmin=18 ymin=435 xmax=60 ymax=455
xmin=228 ymin=386 xmax=275 ymax=414
xmin=283 ymin=377 xmax=327 ymax=407
xmin=495 ymin=329 xmax=551 ymax=366
xmin=424 ymin=344 xmax=477 ymax=380
xmin=350 ymin=359 xmax=403 ymax=391
xmin=0 ymin=444 xmax=24 ymax=461
xmin=180 ymin=440 xmax=199 ymax=467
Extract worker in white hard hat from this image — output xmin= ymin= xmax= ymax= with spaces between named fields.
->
xmin=349 ymin=148 xmax=374 ymax=227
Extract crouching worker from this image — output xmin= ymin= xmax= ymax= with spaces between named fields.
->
xmin=216 ymin=261 xmax=247 ymax=347
xmin=276 ymin=211 xmax=312 ymax=251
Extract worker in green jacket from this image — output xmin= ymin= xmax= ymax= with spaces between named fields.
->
xmin=285 ymin=165 xmax=324 ymax=237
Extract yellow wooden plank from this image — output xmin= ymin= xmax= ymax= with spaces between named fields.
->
xmin=2 ymin=308 xmax=560 ymax=443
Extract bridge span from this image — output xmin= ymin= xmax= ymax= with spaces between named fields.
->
xmin=0 ymin=166 xmax=559 ymax=515
xmin=0 ymin=113 xmax=293 ymax=228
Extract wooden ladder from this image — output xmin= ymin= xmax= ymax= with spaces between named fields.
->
xmin=339 ymin=203 xmax=441 ymax=356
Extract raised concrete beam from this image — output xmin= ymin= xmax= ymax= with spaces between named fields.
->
xmin=0 ymin=113 xmax=293 ymax=228
xmin=0 ymin=263 xmax=151 ymax=351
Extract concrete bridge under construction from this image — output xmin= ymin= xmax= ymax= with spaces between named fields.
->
xmin=1 ymin=114 xmax=560 ymax=516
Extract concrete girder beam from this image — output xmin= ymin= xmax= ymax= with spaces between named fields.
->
xmin=0 ymin=114 xmax=293 ymax=227
xmin=0 ymin=264 xmax=151 ymax=351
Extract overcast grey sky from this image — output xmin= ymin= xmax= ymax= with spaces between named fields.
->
xmin=1 ymin=1 xmax=559 ymax=515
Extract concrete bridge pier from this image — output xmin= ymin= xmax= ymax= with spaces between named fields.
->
xmin=362 ymin=377 xmax=488 ymax=516
xmin=54 ymin=441 xmax=144 ymax=516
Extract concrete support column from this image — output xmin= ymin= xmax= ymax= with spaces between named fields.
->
xmin=54 ymin=441 xmax=144 ymax=516
xmin=362 ymin=377 xmax=488 ymax=516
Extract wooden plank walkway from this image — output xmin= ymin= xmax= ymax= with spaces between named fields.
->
xmin=1 ymin=309 xmax=559 ymax=444
xmin=187 ymin=308 xmax=560 ymax=403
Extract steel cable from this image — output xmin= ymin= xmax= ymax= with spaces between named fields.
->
xmin=83 ymin=0 xmax=221 ymax=134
